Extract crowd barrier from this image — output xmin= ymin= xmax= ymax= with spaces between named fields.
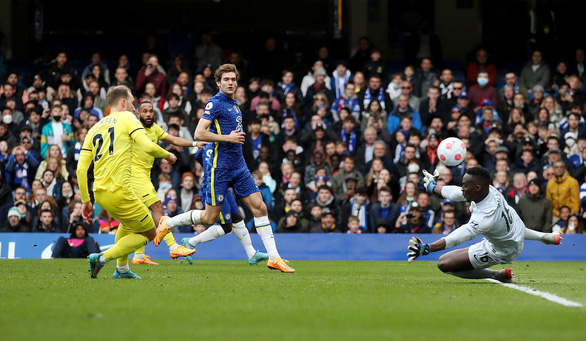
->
xmin=1 ymin=233 xmax=584 ymax=261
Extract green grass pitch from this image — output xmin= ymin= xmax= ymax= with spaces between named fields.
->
xmin=1 ymin=259 xmax=584 ymax=341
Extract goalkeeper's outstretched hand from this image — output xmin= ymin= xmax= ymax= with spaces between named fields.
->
xmin=407 ymin=236 xmax=431 ymax=263
xmin=422 ymin=169 xmax=440 ymax=194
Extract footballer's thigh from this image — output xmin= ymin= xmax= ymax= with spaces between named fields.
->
xmin=132 ymin=177 xmax=160 ymax=208
xmin=95 ymin=188 xmax=156 ymax=235
xmin=231 ymin=168 xmax=265 ymax=217
xmin=437 ymin=247 xmax=475 ymax=273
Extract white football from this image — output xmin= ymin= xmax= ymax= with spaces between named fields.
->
xmin=437 ymin=137 xmax=467 ymax=167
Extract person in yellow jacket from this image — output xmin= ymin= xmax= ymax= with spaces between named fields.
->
xmin=78 ymin=85 xmax=177 ymax=279
xmin=546 ymin=160 xmax=580 ymax=220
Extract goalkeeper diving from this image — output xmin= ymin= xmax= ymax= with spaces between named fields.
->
xmin=406 ymin=166 xmax=562 ymax=283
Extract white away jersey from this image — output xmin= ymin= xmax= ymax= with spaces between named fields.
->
xmin=442 ymin=185 xmax=525 ymax=259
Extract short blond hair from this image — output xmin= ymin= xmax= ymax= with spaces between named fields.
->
xmin=106 ymin=85 xmax=132 ymax=107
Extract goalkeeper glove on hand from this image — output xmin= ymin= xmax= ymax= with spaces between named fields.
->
xmin=422 ymin=169 xmax=440 ymax=194
xmin=407 ymin=236 xmax=431 ymax=263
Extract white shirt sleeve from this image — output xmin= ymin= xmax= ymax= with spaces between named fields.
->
xmin=444 ymin=222 xmax=479 ymax=249
xmin=441 ymin=186 xmax=467 ymax=202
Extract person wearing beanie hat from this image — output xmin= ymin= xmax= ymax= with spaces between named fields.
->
xmin=2 ymin=206 xmax=31 ymax=232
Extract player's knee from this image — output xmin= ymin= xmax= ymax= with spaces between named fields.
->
xmin=437 ymin=255 xmax=451 ymax=273
xmin=232 ymin=213 xmax=243 ymax=223
xmin=220 ymin=223 xmax=232 ymax=234
xmin=254 ymin=202 xmax=268 ymax=217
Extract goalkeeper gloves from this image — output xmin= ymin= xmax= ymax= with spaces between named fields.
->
xmin=407 ymin=236 xmax=431 ymax=263
xmin=422 ymin=169 xmax=440 ymax=194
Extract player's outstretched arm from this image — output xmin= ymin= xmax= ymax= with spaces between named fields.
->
xmin=407 ymin=236 xmax=447 ymax=262
xmin=194 ymin=118 xmax=245 ymax=144
xmin=162 ymin=135 xmax=208 ymax=150
xmin=133 ymin=132 xmax=171 ymax=159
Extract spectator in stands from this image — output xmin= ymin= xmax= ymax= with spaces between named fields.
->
xmin=369 ymin=186 xmax=399 ymax=233
xmin=520 ymin=50 xmax=551 ymax=94
xmin=309 ymin=211 xmax=342 ymax=233
xmin=432 ymin=208 xmax=459 ymax=235
xmin=46 ymin=51 xmax=78 ymax=89
xmin=438 ymin=68 xmax=455 ymax=101
xmin=468 ymin=70 xmax=498 ymax=108
xmin=2 ymin=206 xmax=31 ymax=232
xmin=330 ymin=155 xmax=364 ymax=198
xmin=363 ymin=48 xmax=385 ymax=82
xmin=0 ymin=83 xmax=23 ymax=113
xmin=359 ymin=74 xmax=393 ymax=112
xmin=274 ymin=69 xmax=303 ymax=105
xmin=5 ymin=145 xmax=39 ymax=190
xmin=561 ymin=214 xmax=585 ymax=234
xmin=276 ymin=210 xmax=307 ymax=233
xmin=547 ymin=160 xmax=580 ymax=221
xmin=506 ymin=172 xmax=528 ymax=209
xmin=136 ymin=55 xmax=167 ymax=97
xmin=419 ymin=85 xmax=448 ymax=127
xmin=350 ymin=36 xmax=373 ymax=73
xmin=306 ymin=202 xmax=323 ymax=232
xmin=311 ymin=185 xmax=339 ymax=220
xmin=51 ymin=221 xmax=99 ymax=258
xmin=41 ymin=105 xmax=74 ymax=159
xmin=412 ymin=58 xmax=439 ymax=98
xmin=387 ymin=94 xmax=422 ymax=134
xmin=394 ymin=201 xmax=430 ymax=233
xmin=32 ymin=208 xmax=60 ymax=232
xmin=466 ymin=48 xmax=497 ymax=87
xmin=5 ymin=71 xmax=28 ymax=105
xmin=300 ymin=61 xmax=331 ymax=97
xmin=517 ymin=178 xmax=552 ymax=232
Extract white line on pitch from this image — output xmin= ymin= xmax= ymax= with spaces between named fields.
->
xmin=486 ymin=279 xmax=584 ymax=307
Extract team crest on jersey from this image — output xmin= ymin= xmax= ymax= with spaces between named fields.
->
xmin=233 ymin=105 xmax=240 ymax=113
xmin=225 ymin=213 xmax=231 ymax=221
xmin=217 ymin=194 xmax=224 ymax=202
xmin=205 ymin=102 xmax=213 ymax=110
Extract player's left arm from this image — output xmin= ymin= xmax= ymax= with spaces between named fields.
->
xmin=407 ymin=219 xmax=481 ymax=262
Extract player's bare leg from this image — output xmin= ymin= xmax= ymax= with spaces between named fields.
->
xmin=437 ymin=248 xmax=514 ymax=283
xmin=241 ymin=192 xmax=294 ymax=273
xmin=138 ymin=201 xmax=194 ymax=261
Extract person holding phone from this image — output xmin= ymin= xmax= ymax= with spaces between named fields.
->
xmin=394 ymin=202 xmax=431 ymax=233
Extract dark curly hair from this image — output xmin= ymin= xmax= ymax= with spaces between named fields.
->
xmin=466 ymin=166 xmax=491 ymax=186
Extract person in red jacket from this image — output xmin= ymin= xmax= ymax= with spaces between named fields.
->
xmin=136 ymin=55 xmax=167 ymax=98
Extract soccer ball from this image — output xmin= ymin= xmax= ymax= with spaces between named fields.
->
xmin=437 ymin=137 xmax=467 ymax=167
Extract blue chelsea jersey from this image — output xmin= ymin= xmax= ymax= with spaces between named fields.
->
xmin=201 ymin=92 xmax=246 ymax=170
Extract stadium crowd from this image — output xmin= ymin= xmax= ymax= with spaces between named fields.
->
xmin=1 ymin=34 xmax=586 ymax=237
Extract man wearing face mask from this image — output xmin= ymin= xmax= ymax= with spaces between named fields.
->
xmin=468 ymin=70 xmax=498 ymax=108
xmin=40 ymin=105 xmax=75 ymax=159
xmin=1 ymin=107 xmax=20 ymax=136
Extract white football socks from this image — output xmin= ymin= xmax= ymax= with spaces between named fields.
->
xmin=116 ymin=264 xmax=130 ymax=273
xmin=166 ymin=210 xmax=202 ymax=228
xmin=254 ymin=216 xmax=280 ymax=260
xmin=189 ymin=225 xmax=225 ymax=247
xmin=233 ymin=220 xmax=256 ymax=258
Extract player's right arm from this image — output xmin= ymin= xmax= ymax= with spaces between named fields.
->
xmin=77 ymin=137 xmax=95 ymax=223
xmin=423 ymin=169 xmax=466 ymax=202
xmin=126 ymin=117 xmax=174 ymax=162
xmin=194 ymin=118 xmax=245 ymax=144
